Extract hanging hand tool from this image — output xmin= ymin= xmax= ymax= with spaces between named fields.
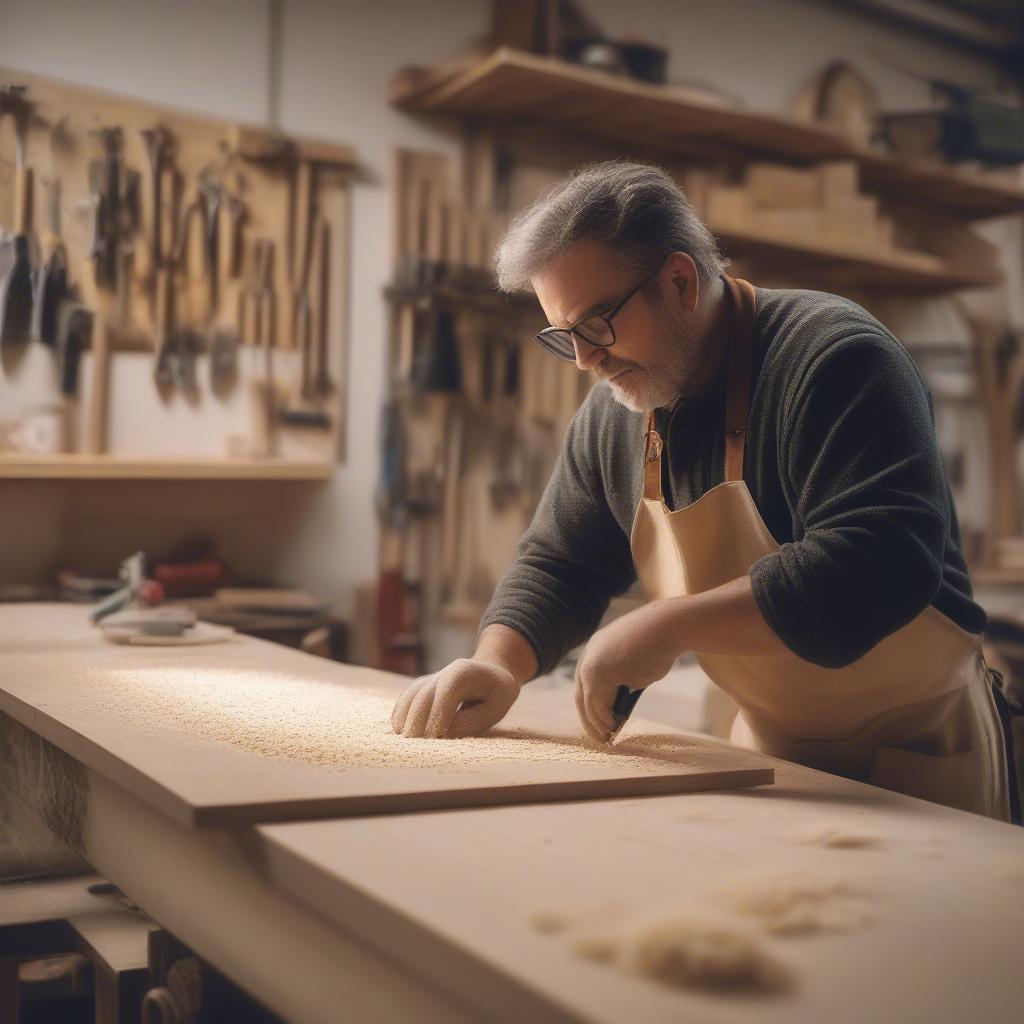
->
xmin=87 ymin=127 xmax=124 ymax=291
xmin=312 ymin=214 xmax=333 ymax=397
xmin=217 ymin=193 xmax=245 ymax=294
xmin=152 ymin=267 xmax=174 ymax=396
xmin=237 ymin=239 xmax=263 ymax=347
xmin=257 ymin=239 xmax=276 ymax=349
xmin=0 ymin=94 xmax=35 ymax=362
xmin=255 ymin=240 xmax=278 ymax=453
xmin=31 ymin=178 xmax=69 ymax=347
xmin=199 ymin=171 xmax=221 ymax=314
xmin=55 ymin=301 xmax=92 ymax=396
xmin=84 ymin=315 xmax=111 ymax=454
xmin=137 ymin=126 xmax=168 ymax=308
xmin=209 ymin=326 xmax=238 ymax=395
xmin=294 ymin=205 xmax=317 ymax=397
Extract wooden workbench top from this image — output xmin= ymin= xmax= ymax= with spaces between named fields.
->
xmin=253 ymin=757 xmax=1024 ymax=1023
xmin=0 ymin=603 xmax=770 ymax=827
xmin=3 ymin=604 xmax=1021 ymax=1022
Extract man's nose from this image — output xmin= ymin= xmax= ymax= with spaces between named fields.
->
xmin=573 ymin=336 xmax=606 ymax=372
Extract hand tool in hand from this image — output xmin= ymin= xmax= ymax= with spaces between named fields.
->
xmin=608 ymin=685 xmax=645 ymax=742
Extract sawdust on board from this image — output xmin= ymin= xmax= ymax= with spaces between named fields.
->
xmin=89 ymin=667 xmax=701 ymax=773
xmin=715 ymin=869 xmax=873 ymax=936
xmin=528 ymin=902 xmax=791 ymax=994
xmin=792 ymin=821 xmax=883 ymax=849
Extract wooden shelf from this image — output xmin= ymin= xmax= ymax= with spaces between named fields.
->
xmin=391 ymin=48 xmax=1024 ymax=221
xmin=712 ymin=223 xmax=1001 ymax=292
xmin=0 ymin=455 xmax=332 ymax=481
xmin=972 ymin=567 xmax=1024 ymax=588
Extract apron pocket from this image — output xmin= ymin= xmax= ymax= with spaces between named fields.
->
xmin=870 ymin=739 xmax=995 ymax=816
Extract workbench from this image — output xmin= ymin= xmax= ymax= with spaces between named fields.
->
xmin=1 ymin=604 xmax=1022 ymax=1023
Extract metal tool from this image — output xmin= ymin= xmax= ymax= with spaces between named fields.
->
xmin=139 ymin=126 xmax=168 ymax=290
xmin=55 ymin=301 xmax=93 ymax=396
xmin=31 ymin=178 xmax=69 ymax=346
xmin=311 ymin=215 xmax=332 ymax=396
xmin=0 ymin=95 xmax=35 ymax=362
xmin=152 ymin=267 xmax=175 ymax=395
xmin=89 ymin=551 xmax=162 ymax=623
xmin=608 ymin=685 xmax=645 ymax=742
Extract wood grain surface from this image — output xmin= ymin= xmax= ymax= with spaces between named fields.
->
xmin=0 ymin=604 xmax=771 ymax=827
xmin=255 ymin=757 xmax=1024 ymax=1024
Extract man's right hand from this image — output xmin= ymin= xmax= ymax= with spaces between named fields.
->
xmin=390 ymin=658 xmax=521 ymax=739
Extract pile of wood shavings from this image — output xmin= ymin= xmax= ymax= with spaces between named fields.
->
xmin=528 ymin=902 xmax=791 ymax=994
xmin=89 ymin=667 xmax=688 ymax=772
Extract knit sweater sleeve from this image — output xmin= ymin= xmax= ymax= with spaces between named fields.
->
xmin=749 ymin=332 xmax=949 ymax=669
xmin=479 ymin=395 xmax=637 ymax=676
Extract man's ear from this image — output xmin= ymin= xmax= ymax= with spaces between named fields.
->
xmin=664 ymin=252 xmax=699 ymax=313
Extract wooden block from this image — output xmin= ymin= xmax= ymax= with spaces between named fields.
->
xmin=753 ymin=206 xmax=823 ymax=242
xmin=875 ymin=214 xmax=894 ymax=252
xmin=819 ymin=160 xmax=859 ymax=205
xmin=0 ymin=605 xmax=773 ymax=828
xmin=214 ymin=588 xmax=323 ymax=613
xmin=746 ymin=162 xmax=820 ymax=208
xmin=444 ymin=202 xmax=466 ymax=268
xmin=821 ymin=196 xmax=879 ymax=247
xmin=705 ymin=184 xmax=751 ymax=228
xmin=678 ymin=168 xmax=713 ymax=217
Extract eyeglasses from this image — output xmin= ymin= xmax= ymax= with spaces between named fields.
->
xmin=534 ymin=270 xmax=658 ymax=361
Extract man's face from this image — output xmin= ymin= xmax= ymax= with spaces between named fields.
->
xmin=531 ymin=242 xmax=703 ymax=412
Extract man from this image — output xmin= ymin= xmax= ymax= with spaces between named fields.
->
xmin=391 ymin=160 xmax=1016 ymax=822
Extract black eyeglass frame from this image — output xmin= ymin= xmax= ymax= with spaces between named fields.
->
xmin=533 ymin=269 xmax=659 ymax=361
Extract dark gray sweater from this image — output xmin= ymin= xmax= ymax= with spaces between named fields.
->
xmin=480 ymin=285 xmax=985 ymax=674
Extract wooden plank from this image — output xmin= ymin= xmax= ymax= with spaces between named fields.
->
xmin=712 ymin=223 xmax=1000 ymax=292
xmin=254 ymin=759 xmax=1024 ymax=1024
xmin=391 ymin=49 xmax=1024 ymax=220
xmin=0 ymin=605 xmax=771 ymax=828
xmin=0 ymin=455 xmax=331 ymax=480
xmin=396 ymin=49 xmax=845 ymax=162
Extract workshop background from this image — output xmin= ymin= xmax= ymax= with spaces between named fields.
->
xmin=2 ymin=0 xmax=1023 ymax=683
xmin=2 ymin=2 xmax=1024 ymax=1022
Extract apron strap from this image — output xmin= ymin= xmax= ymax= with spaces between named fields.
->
xmin=724 ymin=276 xmax=757 ymax=483
xmin=640 ymin=276 xmax=757 ymax=498
xmin=643 ymin=411 xmax=664 ymax=501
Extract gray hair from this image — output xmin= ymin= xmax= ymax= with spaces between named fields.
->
xmin=494 ymin=161 xmax=727 ymax=295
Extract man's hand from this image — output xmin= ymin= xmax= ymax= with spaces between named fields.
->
xmin=574 ymin=600 xmax=681 ymax=743
xmin=391 ymin=658 xmax=521 ymax=739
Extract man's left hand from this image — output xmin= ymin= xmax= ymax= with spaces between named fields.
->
xmin=574 ymin=599 xmax=683 ymax=743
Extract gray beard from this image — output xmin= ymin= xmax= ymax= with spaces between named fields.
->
xmin=605 ymin=324 xmax=704 ymax=413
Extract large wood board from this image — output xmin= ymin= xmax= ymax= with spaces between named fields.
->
xmin=254 ymin=760 xmax=1024 ymax=1024
xmin=0 ymin=605 xmax=771 ymax=827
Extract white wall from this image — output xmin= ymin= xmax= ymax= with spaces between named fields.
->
xmin=0 ymin=0 xmax=488 ymax=603
xmin=0 ymin=0 xmax=1018 ymax=613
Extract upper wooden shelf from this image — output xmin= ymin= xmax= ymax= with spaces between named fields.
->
xmin=391 ymin=48 xmax=1024 ymax=220
xmin=711 ymin=224 xmax=999 ymax=292
xmin=0 ymin=455 xmax=332 ymax=481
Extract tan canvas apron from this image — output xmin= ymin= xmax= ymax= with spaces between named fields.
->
xmin=631 ymin=276 xmax=1010 ymax=821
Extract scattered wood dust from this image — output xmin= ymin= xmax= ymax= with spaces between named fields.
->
xmin=792 ymin=821 xmax=883 ymax=849
xmin=89 ymin=667 xmax=700 ymax=773
xmin=528 ymin=901 xmax=792 ymax=995
xmin=717 ymin=869 xmax=873 ymax=936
